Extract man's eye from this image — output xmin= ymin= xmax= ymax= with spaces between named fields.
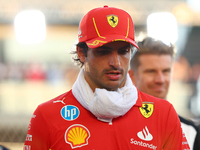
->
xmin=119 ymin=48 xmax=130 ymax=54
xmin=147 ymin=70 xmax=155 ymax=73
xmin=163 ymin=69 xmax=171 ymax=74
xmin=96 ymin=49 xmax=109 ymax=55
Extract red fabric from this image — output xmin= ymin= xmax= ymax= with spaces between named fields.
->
xmin=24 ymin=90 xmax=190 ymax=150
xmin=78 ymin=6 xmax=138 ymax=49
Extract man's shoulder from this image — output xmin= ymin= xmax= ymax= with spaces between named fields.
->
xmin=38 ymin=90 xmax=74 ymax=109
xmin=179 ymin=116 xmax=200 ymax=149
xmin=138 ymin=90 xmax=171 ymax=105
xmin=179 ymin=115 xmax=199 ymax=131
xmin=32 ymin=89 xmax=79 ymax=119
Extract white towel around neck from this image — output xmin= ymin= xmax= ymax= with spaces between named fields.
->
xmin=72 ymin=69 xmax=138 ymax=122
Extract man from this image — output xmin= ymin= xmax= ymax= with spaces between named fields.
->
xmin=129 ymin=36 xmax=200 ymax=150
xmin=24 ymin=6 xmax=190 ymax=150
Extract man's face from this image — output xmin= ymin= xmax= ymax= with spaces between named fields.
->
xmin=78 ymin=41 xmax=132 ymax=91
xmin=129 ymin=54 xmax=172 ymax=99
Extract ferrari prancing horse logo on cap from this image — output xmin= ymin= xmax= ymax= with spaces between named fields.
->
xmin=107 ymin=15 xmax=118 ymax=28
xmin=139 ymin=102 xmax=154 ymax=118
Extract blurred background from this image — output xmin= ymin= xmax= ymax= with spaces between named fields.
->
xmin=0 ymin=0 xmax=200 ymax=149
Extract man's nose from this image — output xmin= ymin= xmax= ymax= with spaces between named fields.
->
xmin=155 ymin=72 xmax=165 ymax=83
xmin=109 ymin=51 xmax=121 ymax=69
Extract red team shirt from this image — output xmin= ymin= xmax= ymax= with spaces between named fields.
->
xmin=24 ymin=90 xmax=190 ymax=150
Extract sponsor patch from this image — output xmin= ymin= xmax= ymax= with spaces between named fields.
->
xmin=61 ymin=105 xmax=80 ymax=121
xmin=26 ymin=134 xmax=32 ymax=141
xmin=24 ymin=145 xmax=31 ymax=150
xmin=107 ymin=15 xmax=118 ymax=28
xmin=130 ymin=138 xmax=157 ymax=150
xmin=78 ymin=29 xmax=82 ymax=38
xmin=65 ymin=124 xmax=90 ymax=149
xmin=53 ymin=98 xmax=66 ymax=105
xmin=28 ymin=122 xmax=31 ymax=130
xmin=139 ymin=102 xmax=154 ymax=118
xmin=137 ymin=126 xmax=153 ymax=141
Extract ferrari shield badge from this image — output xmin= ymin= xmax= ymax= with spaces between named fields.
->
xmin=139 ymin=102 xmax=154 ymax=118
xmin=107 ymin=15 xmax=118 ymax=28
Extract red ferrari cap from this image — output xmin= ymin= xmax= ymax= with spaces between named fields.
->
xmin=78 ymin=5 xmax=139 ymax=49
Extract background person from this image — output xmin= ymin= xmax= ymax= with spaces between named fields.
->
xmin=129 ymin=36 xmax=200 ymax=150
xmin=24 ymin=6 xmax=189 ymax=150
xmin=0 ymin=145 xmax=9 ymax=150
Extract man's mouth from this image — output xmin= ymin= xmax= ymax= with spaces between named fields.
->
xmin=106 ymin=71 xmax=121 ymax=80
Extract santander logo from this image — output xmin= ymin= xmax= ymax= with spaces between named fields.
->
xmin=137 ymin=126 xmax=153 ymax=141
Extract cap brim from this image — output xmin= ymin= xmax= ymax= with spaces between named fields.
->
xmin=86 ymin=34 xmax=139 ymax=49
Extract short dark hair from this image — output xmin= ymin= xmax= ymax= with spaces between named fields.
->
xmin=130 ymin=37 xmax=175 ymax=71
xmin=71 ymin=42 xmax=88 ymax=68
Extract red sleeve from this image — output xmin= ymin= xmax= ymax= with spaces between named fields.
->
xmin=24 ymin=106 xmax=51 ymax=150
xmin=163 ymin=104 xmax=190 ymax=150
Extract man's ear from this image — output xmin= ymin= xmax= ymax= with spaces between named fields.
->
xmin=76 ymin=46 xmax=86 ymax=63
xmin=128 ymin=69 xmax=136 ymax=85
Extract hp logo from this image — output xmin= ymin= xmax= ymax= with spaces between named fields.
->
xmin=61 ymin=105 xmax=80 ymax=121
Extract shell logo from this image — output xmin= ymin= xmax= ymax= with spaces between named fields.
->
xmin=65 ymin=124 xmax=90 ymax=149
